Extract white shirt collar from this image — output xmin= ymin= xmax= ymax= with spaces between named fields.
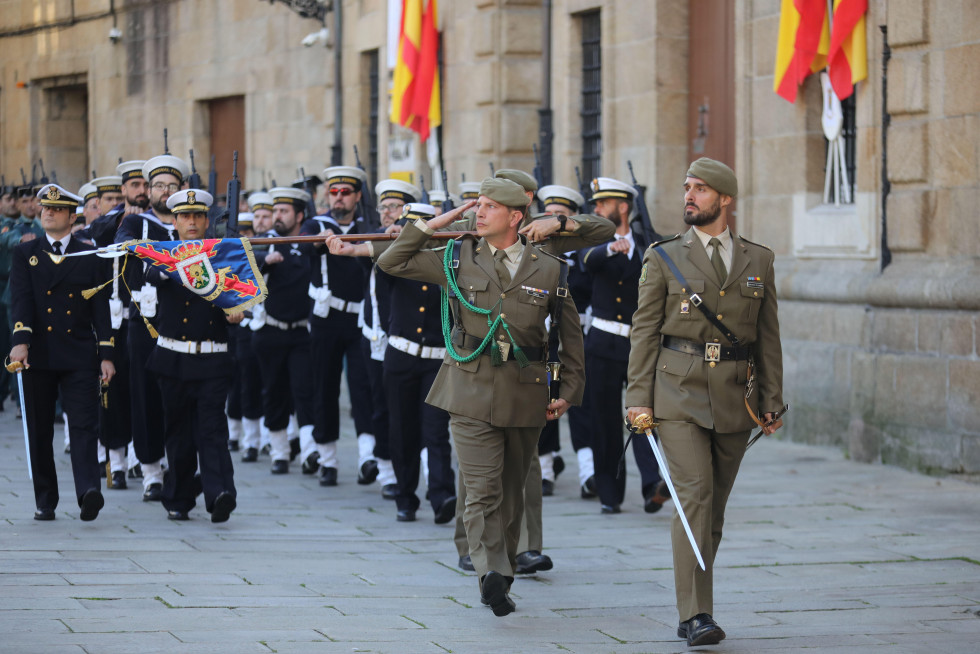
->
xmin=46 ymin=232 xmax=72 ymax=250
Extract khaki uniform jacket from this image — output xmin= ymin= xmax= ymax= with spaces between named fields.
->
xmin=625 ymin=227 xmax=783 ymax=433
xmin=451 ymin=211 xmax=615 ymax=257
xmin=377 ymin=222 xmax=586 ymax=429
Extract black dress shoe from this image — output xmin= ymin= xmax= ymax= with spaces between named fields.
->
xmin=79 ymin=489 xmax=104 ymax=522
xmin=458 ymin=555 xmax=475 ymax=571
xmin=142 ymin=483 xmax=163 ymax=502
xmin=261 ymin=443 xmax=271 ymax=455
xmin=241 ymin=447 xmax=258 ymax=463
xmin=167 ymin=509 xmax=190 ymax=521
xmin=289 ymin=437 xmax=300 ymax=462
xmin=270 ymin=460 xmax=289 ymax=475
xmin=34 ymin=508 xmax=56 ymax=521
xmin=109 ymin=471 xmax=127 ymax=490
xmin=553 ymin=454 xmax=565 ymax=478
xmin=319 ymin=466 xmax=338 ymax=486
xmin=678 ymin=613 xmax=726 ymax=647
xmin=515 ymin=550 xmax=554 ymax=574
xmin=128 ymin=464 xmax=143 ymax=479
xmin=357 ymin=459 xmax=379 ymax=485
xmin=541 ymin=479 xmax=554 ymax=497
xmin=600 ymin=503 xmax=621 ymax=514
xmin=381 ymin=483 xmax=398 ymax=500
xmin=480 ymin=571 xmax=516 ymax=617
xmin=644 ymin=481 xmax=670 ymax=514
xmin=301 ymin=451 xmax=320 ymax=474
xmin=396 ymin=509 xmax=416 ymax=522
xmin=228 ymin=440 xmax=239 ymax=452
xmin=581 ymin=475 xmax=597 ymax=499
xmin=210 ymin=491 xmax=237 ymax=524
xmin=434 ymin=495 xmax=456 ymax=524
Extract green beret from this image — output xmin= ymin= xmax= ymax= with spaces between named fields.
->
xmin=479 ymin=177 xmax=530 ymax=209
xmin=494 ymin=169 xmax=538 ymax=193
xmin=686 ymin=157 xmax=738 ymax=198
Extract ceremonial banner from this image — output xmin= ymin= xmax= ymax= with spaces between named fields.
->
xmin=773 ymin=0 xmax=830 ymax=103
xmin=126 ymin=238 xmax=267 ymax=313
xmin=827 ymin=0 xmax=868 ymax=100
xmin=390 ymin=0 xmax=441 ymax=141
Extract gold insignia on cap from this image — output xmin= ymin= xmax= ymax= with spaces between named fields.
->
xmin=29 ymin=255 xmax=38 ymax=266
xmin=187 ymin=190 xmax=196 ymax=203
xmin=46 ymin=186 xmax=60 ymax=201
xmin=591 ymin=178 xmax=599 ymax=192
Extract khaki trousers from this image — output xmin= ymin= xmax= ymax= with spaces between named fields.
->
xmin=449 ymin=414 xmax=540 ymax=578
xmin=657 ymin=421 xmax=750 ymax=622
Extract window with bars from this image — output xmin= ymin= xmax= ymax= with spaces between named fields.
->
xmin=823 ymin=92 xmax=856 ymax=204
xmin=580 ymin=10 xmax=601 ymax=181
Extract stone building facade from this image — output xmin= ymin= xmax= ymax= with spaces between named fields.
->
xmin=1 ymin=0 xmax=977 ymax=476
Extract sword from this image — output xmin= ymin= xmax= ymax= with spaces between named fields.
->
xmin=5 ymin=360 xmax=32 ymax=480
xmin=627 ymin=413 xmax=705 ymax=571
xmin=746 ymin=404 xmax=790 ymax=450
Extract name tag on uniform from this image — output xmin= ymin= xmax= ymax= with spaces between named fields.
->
xmin=521 ymin=285 xmax=548 ymax=298
xmin=746 ymin=276 xmax=764 ymax=289
xmin=680 ymin=299 xmax=690 ymax=314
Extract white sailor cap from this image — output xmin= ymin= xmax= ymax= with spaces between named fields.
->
xmin=37 ymin=184 xmax=83 ymax=208
xmin=427 ymin=189 xmax=448 ymax=204
xmin=322 ymin=166 xmax=368 ymax=190
xmin=142 ymin=155 xmax=191 ymax=183
xmin=269 ymin=186 xmax=312 ymax=211
xmin=537 ymin=184 xmax=586 ymax=212
xmin=458 ymin=181 xmax=481 ymax=200
xmin=236 ymin=212 xmax=254 ymax=227
xmin=590 ymin=177 xmax=636 ymax=201
xmin=375 ymin=179 xmax=421 ymax=204
xmin=78 ymin=183 xmax=98 ymax=203
xmin=400 ymin=203 xmax=437 ymax=221
xmin=92 ymin=176 xmax=123 ymax=194
xmin=247 ymin=192 xmax=274 ymax=212
xmin=166 ymin=189 xmax=213 ymax=213
xmin=116 ymin=160 xmax=146 ymax=182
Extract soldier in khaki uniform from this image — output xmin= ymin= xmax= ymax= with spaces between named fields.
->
xmin=375 ymin=178 xmax=585 ymax=617
xmin=625 ymin=158 xmax=783 ymax=647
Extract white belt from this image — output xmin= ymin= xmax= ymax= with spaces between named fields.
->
xmin=265 ymin=316 xmax=310 ymax=330
xmin=591 ymin=317 xmax=632 ymax=338
xmin=388 ymin=335 xmax=446 ymax=360
xmin=157 ymin=336 xmax=228 ymax=354
xmin=328 ymin=296 xmax=363 ymax=314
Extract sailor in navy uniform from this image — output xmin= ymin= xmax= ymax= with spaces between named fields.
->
xmin=581 ymin=177 xmax=664 ymax=515
xmin=143 ymin=189 xmax=238 ymax=522
xmin=299 ymin=166 xmax=374 ymax=487
xmin=91 ymin=175 xmax=124 ymax=218
xmin=114 ymin=154 xmax=190 ymax=501
xmin=254 ymin=187 xmax=316 ymax=474
xmin=8 ymin=184 xmax=115 ymax=521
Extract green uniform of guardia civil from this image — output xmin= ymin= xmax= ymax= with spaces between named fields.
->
xmin=625 ymin=226 xmax=783 ymax=622
xmin=378 ymin=219 xmax=585 ymax=580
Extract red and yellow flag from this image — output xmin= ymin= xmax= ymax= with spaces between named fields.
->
xmin=827 ymin=0 xmax=868 ymax=100
xmin=390 ymin=0 xmax=442 ymax=142
xmin=773 ymin=0 xmax=830 ymax=103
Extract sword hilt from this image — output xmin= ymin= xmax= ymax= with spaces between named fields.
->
xmin=629 ymin=413 xmax=657 ymax=433
xmin=4 ymin=358 xmax=26 ymax=373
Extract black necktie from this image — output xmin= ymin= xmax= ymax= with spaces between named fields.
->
xmin=493 ymin=249 xmax=511 ymax=287
xmin=52 ymin=241 xmax=62 ymax=255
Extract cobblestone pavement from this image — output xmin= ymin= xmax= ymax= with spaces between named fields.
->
xmin=1 ymin=394 xmax=978 ymax=654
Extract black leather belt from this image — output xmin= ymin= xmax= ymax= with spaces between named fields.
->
xmin=662 ymin=335 xmax=750 ymax=362
xmin=452 ymin=331 xmax=545 ymax=362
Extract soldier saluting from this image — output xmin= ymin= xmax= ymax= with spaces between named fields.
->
xmin=8 ymin=184 xmax=115 ymax=521
xmin=625 ymin=158 xmax=784 ymax=647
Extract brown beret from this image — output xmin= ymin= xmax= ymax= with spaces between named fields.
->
xmin=686 ymin=157 xmax=738 ymax=198
xmin=479 ymin=177 xmax=531 ymax=209
xmin=494 ymin=169 xmax=538 ymax=193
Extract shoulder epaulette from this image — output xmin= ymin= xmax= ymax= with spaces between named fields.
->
xmin=737 ymin=234 xmax=772 ymax=251
xmin=647 ymin=234 xmax=682 ymax=248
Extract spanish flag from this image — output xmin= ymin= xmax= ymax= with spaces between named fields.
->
xmin=827 ymin=0 xmax=868 ymax=100
xmin=773 ymin=0 xmax=830 ymax=103
xmin=390 ymin=0 xmax=442 ymax=142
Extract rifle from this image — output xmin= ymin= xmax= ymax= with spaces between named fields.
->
xmin=440 ymin=169 xmax=454 ymax=214
xmin=38 ymin=159 xmax=48 ymax=185
xmin=627 ymin=160 xmax=661 ymax=245
xmin=163 ymin=128 xmax=170 ymax=154
xmin=531 ymin=144 xmax=546 ymax=212
xmin=187 ymin=150 xmax=202 ymax=189
xmin=226 ymin=151 xmax=241 ymax=236
xmin=298 ymin=167 xmax=317 ymax=220
xmin=51 ymin=170 xmax=58 ymax=184
xmin=420 ymin=173 xmax=430 ymax=204
xmin=20 ymin=168 xmax=27 ymax=186
xmin=353 ymin=145 xmax=378 ymax=230
xmin=488 ymin=162 xmax=495 ymax=176
xmin=206 ymin=154 xmax=221 ymax=237
xmin=575 ymin=166 xmax=592 ymax=213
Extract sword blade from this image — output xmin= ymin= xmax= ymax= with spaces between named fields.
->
xmin=645 ymin=429 xmax=705 ymax=571
xmin=16 ymin=371 xmax=32 ymax=480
